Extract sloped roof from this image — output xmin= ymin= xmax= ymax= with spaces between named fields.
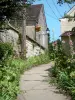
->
xmin=26 ymin=4 xmax=43 ymax=21
xmin=67 ymin=5 xmax=75 ymax=15
xmin=60 ymin=31 xmax=75 ymax=37
xmin=10 ymin=4 xmax=43 ymax=21
xmin=59 ymin=5 xmax=75 ymax=20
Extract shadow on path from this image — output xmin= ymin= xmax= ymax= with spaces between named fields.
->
xmin=17 ymin=62 xmax=70 ymax=100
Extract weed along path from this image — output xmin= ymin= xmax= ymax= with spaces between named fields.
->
xmin=18 ymin=63 xmax=70 ymax=100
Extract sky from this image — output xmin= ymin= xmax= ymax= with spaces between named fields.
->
xmin=33 ymin=0 xmax=75 ymax=41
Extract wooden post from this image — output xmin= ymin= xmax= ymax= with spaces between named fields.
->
xmin=21 ymin=8 xmax=26 ymax=59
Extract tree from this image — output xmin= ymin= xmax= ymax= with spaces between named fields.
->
xmin=0 ymin=0 xmax=35 ymax=59
xmin=0 ymin=0 xmax=34 ymax=21
xmin=58 ymin=0 xmax=75 ymax=4
xmin=57 ymin=0 xmax=75 ymax=21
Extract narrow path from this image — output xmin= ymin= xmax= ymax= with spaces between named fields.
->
xmin=18 ymin=62 xmax=70 ymax=100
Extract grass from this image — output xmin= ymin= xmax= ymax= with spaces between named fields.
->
xmin=0 ymin=53 xmax=50 ymax=100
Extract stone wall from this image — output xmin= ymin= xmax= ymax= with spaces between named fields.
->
xmin=0 ymin=29 xmax=19 ymax=56
xmin=26 ymin=39 xmax=44 ymax=58
xmin=10 ymin=4 xmax=48 ymax=50
xmin=0 ymin=28 xmax=45 ymax=58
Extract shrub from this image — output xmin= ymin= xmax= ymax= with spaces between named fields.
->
xmin=0 ymin=42 xmax=13 ymax=65
xmin=48 ymin=38 xmax=75 ymax=99
xmin=0 ymin=42 xmax=50 ymax=100
xmin=57 ymin=71 xmax=71 ymax=90
xmin=0 ymin=51 xmax=50 ymax=100
xmin=49 ymin=49 xmax=75 ymax=100
xmin=50 ymin=66 xmax=59 ymax=77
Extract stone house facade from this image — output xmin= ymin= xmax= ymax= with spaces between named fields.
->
xmin=60 ymin=6 xmax=75 ymax=55
xmin=0 ymin=24 xmax=45 ymax=58
xmin=10 ymin=4 xmax=48 ymax=49
xmin=60 ymin=6 xmax=75 ymax=34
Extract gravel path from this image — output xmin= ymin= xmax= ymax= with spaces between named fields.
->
xmin=18 ymin=62 xmax=70 ymax=100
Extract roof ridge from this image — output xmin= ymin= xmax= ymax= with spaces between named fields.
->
xmin=26 ymin=4 xmax=43 ymax=21
xmin=67 ymin=5 xmax=75 ymax=15
xmin=32 ymin=4 xmax=43 ymax=6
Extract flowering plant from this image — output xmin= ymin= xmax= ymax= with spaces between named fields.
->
xmin=52 ymin=41 xmax=57 ymax=46
xmin=35 ymin=25 xmax=41 ymax=32
xmin=69 ymin=40 xmax=73 ymax=45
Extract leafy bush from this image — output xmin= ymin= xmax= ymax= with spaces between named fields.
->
xmin=49 ymin=40 xmax=75 ymax=100
xmin=0 ymin=42 xmax=13 ymax=67
xmin=50 ymin=56 xmax=75 ymax=99
xmin=50 ymin=66 xmax=59 ymax=77
xmin=0 ymin=58 xmax=24 ymax=100
xmin=57 ymin=71 xmax=71 ymax=90
xmin=0 ymin=50 xmax=50 ymax=100
xmin=0 ymin=42 xmax=13 ymax=60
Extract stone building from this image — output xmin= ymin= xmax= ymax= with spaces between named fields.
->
xmin=0 ymin=4 xmax=48 ymax=58
xmin=10 ymin=4 xmax=48 ymax=49
xmin=60 ymin=6 xmax=75 ymax=55
xmin=0 ymin=24 xmax=45 ymax=58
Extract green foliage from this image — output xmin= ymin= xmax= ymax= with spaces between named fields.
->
xmin=0 ymin=42 xmax=13 ymax=67
xmin=49 ymin=39 xmax=75 ymax=100
xmin=0 ymin=42 xmax=13 ymax=60
xmin=64 ymin=14 xmax=75 ymax=21
xmin=0 ymin=58 xmax=25 ymax=100
xmin=50 ymin=56 xmax=75 ymax=99
xmin=50 ymin=66 xmax=59 ymax=77
xmin=48 ymin=39 xmax=62 ymax=60
xmin=70 ymin=71 xmax=75 ymax=78
xmin=0 ymin=0 xmax=34 ymax=21
xmin=57 ymin=71 xmax=71 ymax=90
xmin=26 ymin=53 xmax=50 ymax=67
xmin=0 ymin=50 xmax=50 ymax=100
xmin=58 ymin=0 xmax=75 ymax=4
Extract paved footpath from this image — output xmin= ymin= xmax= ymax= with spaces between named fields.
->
xmin=18 ymin=62 xmax=70 ymax=100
